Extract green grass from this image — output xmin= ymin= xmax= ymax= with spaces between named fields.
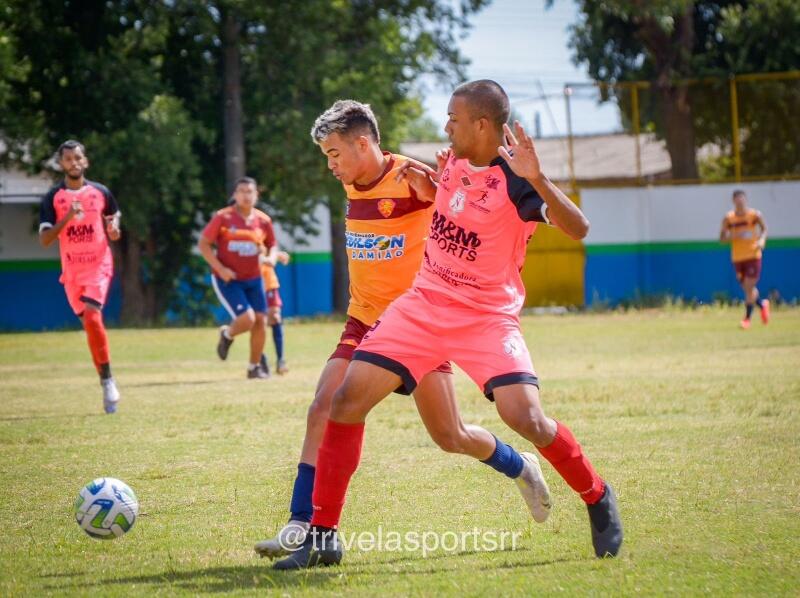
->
xmin=1 ymin=307 xmax=799 ymax=596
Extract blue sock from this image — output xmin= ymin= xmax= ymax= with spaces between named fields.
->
xmin=755 ymin=297 xmax=763 ymax=308
xmin=272 ymin=323 xmax=284 ymax=361
xmin=481 ymin=435 xmax=524 ymax=478
xmin=289 ymin=463 xmax=315 ymax=522
xmin=745 ymin=304 xmax=754 ymax=320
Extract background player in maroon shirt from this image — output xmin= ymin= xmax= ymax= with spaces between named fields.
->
xmin=199 ymin=177 xmax=277 ymax=378
xmin=39 ymin=140 xmax=122 ymax=414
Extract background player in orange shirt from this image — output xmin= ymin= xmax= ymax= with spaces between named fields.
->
xmin=256 ymin=100 xmax=551 ymax=564
xmin=199 ymin=177 xmax=278 ymax=378
xmin=259 ymin=248 xmax=291 ymax=375
xmin=39 ymin=140 xmax=122 ymax=414
xmin=719 ymin=189 xmax=769 ymax=329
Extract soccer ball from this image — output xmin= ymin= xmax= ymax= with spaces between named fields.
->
xmin=74 ymin=477 xmax=139 ymax=540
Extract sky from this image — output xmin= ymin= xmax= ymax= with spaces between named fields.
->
xmin=421 ymin=0 xmax=620 ymax=138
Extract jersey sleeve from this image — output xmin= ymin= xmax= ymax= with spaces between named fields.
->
xmin=38 ymin=187 xmax=58 ymax=232
xmin=500 ymin=163 xmax=549 ymax=223
xmin=202 ymin=212 xmax=223 ymax=243
xmin=100 ymin=185 xmax=120 ymax=216
xmin=262 ymin=219 xmax=277 ymax=249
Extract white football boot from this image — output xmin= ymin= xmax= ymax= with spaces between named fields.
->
xmin=515 ymin=452 xmax=552 ymax=523
xmin=101 ymin=377 xmax=120 ymax=414
xmin=254 ymin=520 xmax=310 ymax=558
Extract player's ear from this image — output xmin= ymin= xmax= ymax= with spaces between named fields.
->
xmin=82 ymin=156 xmax=90 ymax=169
xmin=357 ymin=135 xmax=370 ymax=153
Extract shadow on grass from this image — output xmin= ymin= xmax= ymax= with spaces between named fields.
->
xmin=41 ymin=550 xmax=588 ymax=593
xmin=124 ymin=379 xmax=221 ymax=388
xmin=0 ymin=413 xmax=105 ymax=422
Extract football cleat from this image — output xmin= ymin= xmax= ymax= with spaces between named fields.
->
xmin=515 ymin=452 xmax=552 ymax=523
xmin=254 ymin=520 xmax=309 ymax=559
xmin=587 ymin=484 xmax=623 ymax=558
xmin=760 ymin=299 xmax=770 ymax=324
xmin=101 ymin=377 xmax=120 ymax=414
xmin=247 ymin=365 xmax=270 ymax=379
xmin=740 ymin=319 xmax=751 ymax=330
xmin=259 ymin=353 xmax=271 ymax=376
xmin=272 ymin=526 xmax=343 ymax=570
xmin=276 ymin=358 xmax=289 ymax=375
xmin=217 ymin=326 xmax=233 ymax=360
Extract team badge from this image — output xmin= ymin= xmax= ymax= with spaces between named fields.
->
xmin=485 ymin=174 xmax=501 ymax=190
xmin=377 ymin=198 xmax=396 ymax=218
xmin=502 ymin=334 xmax=522 ymax=357
xmin=448 ymin=190 xmax=466 ymax=216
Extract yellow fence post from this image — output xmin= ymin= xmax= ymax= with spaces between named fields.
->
xmin=729 ymin=75 xmax=742 ymax=182
xmin=564 ymin=85 xmax=576 ymax=193
xmin=631 ymin=83 xmax=642 ymax=183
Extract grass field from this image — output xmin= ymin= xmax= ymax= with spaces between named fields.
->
xmin=1 ymin=306 xmax=799 ymax=596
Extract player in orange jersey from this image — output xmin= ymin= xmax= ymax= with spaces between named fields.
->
xmin=199 ymin=177 xmax=278 ymax=378
xmin=256 ymin=100 xmax=551 ymax=564
xmin=719 ymin=189 xmax=769 ymax=329
xmin=39 ymin=140 xmax=122 ymax=414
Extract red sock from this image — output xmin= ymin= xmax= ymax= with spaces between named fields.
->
xmin=311 ymin=420 xmax=365 ymax=528
xmin=537 ymin=421 xmax=605 ymax=504
xmin=83 ymin=309 xmax=110 ymax=373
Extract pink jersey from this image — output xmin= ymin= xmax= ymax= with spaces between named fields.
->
xmin=39 ymin=181 xmax=119 ymax=285
xmin=414 ymin=153 xmax=550 ymax=315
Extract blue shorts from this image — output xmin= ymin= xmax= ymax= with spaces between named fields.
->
xmin=211 ymin=276 xmax=267 ymax=317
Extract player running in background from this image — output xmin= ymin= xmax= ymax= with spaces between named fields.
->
xmin=277 ymin=81 xmax=623 ymax=569
xmin=719 ymin=189 xmax=769 ymax=329
xmin=39 ymin=140 xmax=122 ymax=414
xmin=259 ymin=249 xmax=291 ymax=376
xmin=257 ymin=100 xmax=551 ymax=565
xmin=199 ymin=177 xmax=278 ymax=379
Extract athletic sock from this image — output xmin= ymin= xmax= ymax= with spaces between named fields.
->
xmin=745 ymin=304 xmax=754 ymax=320
xmin=223 ymin=326 xmax=233 ymax=340
xmin=248 ymin=363 xmax=260 ymax=370
xmin=290 ymin=463 xmax=316 ymax=523
xmin=481 ymin=435 xmax=524 ymax=478
xmin=755 ymin=297 xmax=763 ymax=308
xmin=311 ymin=420 xmax=365 ymax=529
xmin=98 ymin=363 xmax=112 ymax=380
xmin=82 ymin=309 xmax=110 ymax=374
xmin=272 ymin=323 xmax=284 ymax=361
xmin=537 ymin=421 xmax=605 ymax=505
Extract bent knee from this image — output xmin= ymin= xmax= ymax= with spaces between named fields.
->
xmin=429 ymin=427 xmax=471 ymax=454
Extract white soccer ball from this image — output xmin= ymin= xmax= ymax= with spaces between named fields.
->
xmin=74 ymin=477 xmax=139 ymax=540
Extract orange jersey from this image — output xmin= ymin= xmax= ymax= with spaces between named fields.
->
xmin=344 ymin=152 xmax=435 ymax=325
xmin=261 ymin=262 xmax=280 ymax=291
xmin=724 ymin=209 xmax=762 ymax=263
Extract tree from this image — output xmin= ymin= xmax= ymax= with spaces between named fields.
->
xmin=0 ymin=0 xmax=489 ymax=321
xmin=564 ymin=0 xmax=800 ymax=180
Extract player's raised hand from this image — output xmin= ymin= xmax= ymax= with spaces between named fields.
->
xmin=104 ymin=214 xmax=121 ymax=240
xmin=277 ymin=251 xmax=291 ymax=266
xmin=498 ymin=121 xmax=542 ymax=181
xmin=435 ymin=148 xmax=451 ymax=180
xmin=395 ymin=159 xmax=437 ymax=202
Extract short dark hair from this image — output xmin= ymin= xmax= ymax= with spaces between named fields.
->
xmin=233 ymin=176 xmax=257 ymax=191
xmin=57 ymin=139 xmax=85 ymax=158
xmin=311 ymin=100 xmax=380 ymax=144
xmin=732 ymin=189 xmax=746 ymax=198
xmin=451 ymin=80 xmax=510 ymax=130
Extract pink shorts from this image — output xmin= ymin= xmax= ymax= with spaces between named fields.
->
xmin=63 ymin=276 xmax=112 ymax=316
xmin=355 ymin=287 xmax=538 ymax=400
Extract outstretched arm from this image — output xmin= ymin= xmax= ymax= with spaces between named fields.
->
xmin=499 ymin=121 xmax=589 ymax=240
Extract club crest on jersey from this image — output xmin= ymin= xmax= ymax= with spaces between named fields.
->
xmin=377 ymin=198 xmax=396 ymax=218
xmin=448 ymin=189 xmax=466 ymax=216
xmin=485 ymin=174 xmax=501 ymax=190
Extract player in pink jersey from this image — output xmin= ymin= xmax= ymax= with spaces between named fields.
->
xmin=278 ymin=81 xmax=622 ymax=569
xmin=39 ymin=140 xmax=122 ymax=414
